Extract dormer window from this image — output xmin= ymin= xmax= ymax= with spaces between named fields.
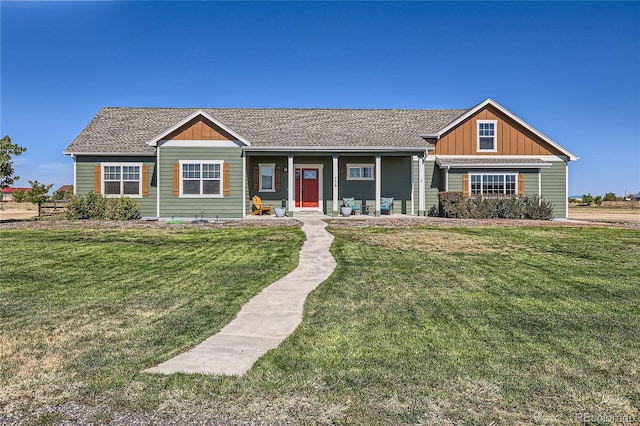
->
xmin=477 ymin=120 xmax=497 ymax=152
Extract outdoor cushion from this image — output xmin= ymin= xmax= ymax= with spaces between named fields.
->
xmin=342 ymin=197 xmax=361 ymax=210
xmin=380 ymin=197 xmax=394 ymax=211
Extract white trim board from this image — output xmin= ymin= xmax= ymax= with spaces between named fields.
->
xmin=160 ymin=140 xmax=244 ymax=148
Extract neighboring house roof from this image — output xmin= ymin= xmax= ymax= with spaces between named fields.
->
xmin=436 ymin=157 xmax=552 ymax=168
xmin=54 ymin=185 xmax=73 ymax=193
xmin=64 ymin=107 xmax=467 ymax=154
xmin=1 ymin=187 xmax=31 ymax=194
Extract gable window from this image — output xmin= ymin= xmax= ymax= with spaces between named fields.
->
xmin=477 ymin=120 xmax=497 ymax=152
xmin=347 ymin=164 xmax=374 ymax=180
xmin=470 ymin=173 xmax=517 ymax=196
xmin=180 ymin=160 xmax=223 ymax=197
xmin=102 ymin=163 xmax=142 ymax=197
xmin=259 ymin=164 xmax=275 ymax=192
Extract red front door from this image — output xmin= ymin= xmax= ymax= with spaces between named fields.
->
xmin=295 ymin=168 xmax=319 ymax=207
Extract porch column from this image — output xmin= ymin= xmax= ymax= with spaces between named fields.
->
xmin=375 ymin=155 xmax=381 ymax=216
xmin=287 ymin=155 xmax=294 ymax=216
xmin=332 ymin=155 xmax=339 ymax=217
xmin=418 ymin=155 xmax=426 ymax=216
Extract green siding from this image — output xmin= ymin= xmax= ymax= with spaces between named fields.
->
xmin=425 ymin=160 xmax=440 ymax=214
xmin=75 ymin=156 xmax=157 ymax=218
xmin=444 ymin=164 xmax=568 ymax=218
xmin=541 ymin=161 xmax=567 ymax=219
xmin=159 ymin=146 xmax=244 ymax=218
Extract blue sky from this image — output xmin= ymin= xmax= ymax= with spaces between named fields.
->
xmin=1 ymin=1 xmax=638 ymax=196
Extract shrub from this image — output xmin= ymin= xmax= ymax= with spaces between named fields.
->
xmin=438 ymin=192 xmax=466 ymax=218
xmin=604 ymin=192 xmax=617 ymax=201
xmin=11 ymin=189 xmax=27 ymax=203
xmin=437 ymin=192 xmax=554 ymax=220
xmin=582 ymin=193 xmax=594 ymax=205
xmin=522 ymin=195 xmax=554 ymax=220
xmin=65 ymin=192 xmax=140 ymax=220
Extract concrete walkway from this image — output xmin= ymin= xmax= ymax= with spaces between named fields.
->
xmin=145 ymin=214 xmax=335 ymax=376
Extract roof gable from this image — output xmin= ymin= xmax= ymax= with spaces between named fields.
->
xmin=428 ymin=98 xmax=577 ymax=160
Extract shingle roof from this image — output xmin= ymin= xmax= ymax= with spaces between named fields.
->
xmin=65 ymin=107 xmax=468 ymax=154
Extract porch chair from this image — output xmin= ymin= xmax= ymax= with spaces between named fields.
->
xmin=342 ymin=197 xmax=362 ymax=215
xmin=380 ymin=197 xmax=394 ymax=215
xmin=252 ymin=195 xmax=272 ymax=215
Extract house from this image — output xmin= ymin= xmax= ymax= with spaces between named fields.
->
xmin=64 ymin=98 xmax=577 ymax=219
xmin=54 ymin=184 xmax=73 ymax=194
xmin=1 ymin=187 xmax=31 ymax=202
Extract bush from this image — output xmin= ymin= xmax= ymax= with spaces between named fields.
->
xmin=11 ymin=189 xmax=27 ymax=203
xmin=582 ymin=193 xmax=594 ymax=205
xmin=604 ymin=192 xmax=617 ymax=201
xmin=65 ymin=192 xmax=140 ymax=220
xmin=594 ymin=195 xmax=603 ymax=205
xmin=437 ymin=192 xmax=554 ymax=220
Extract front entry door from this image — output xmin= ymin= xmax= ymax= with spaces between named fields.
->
xmin=295 ymin=168 xmax=319 ymax=208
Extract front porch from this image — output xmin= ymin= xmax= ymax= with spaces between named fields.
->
xmin=246 ymin=152 xmax=429 ymax=217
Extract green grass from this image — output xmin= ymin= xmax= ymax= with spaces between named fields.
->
xmin=0 ymin=226 xmax=305 ymax=413
xmin=2 ymin=224 xmax=639 ymax=425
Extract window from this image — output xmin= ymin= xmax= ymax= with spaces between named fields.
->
xmin=477 ymin=120 xmax=497 ymax=151
xmin=470 ymin=174 xmax=517 ymax=196
xmin=103 ymin=163 xmax=141 ymax=197
xmin=259 ymin=164 xmax=275 ymax=191
xmin=180 ymin=161 xmax=222 ymax=196
xmin=347 ymin=164 xmax=374 ymax=180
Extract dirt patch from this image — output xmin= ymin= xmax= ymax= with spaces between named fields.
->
xmin=325 ymin=215 xmax=640 ymax=229
xmin=0 ymin=217 xmax=302 ymax=230
xmin=0 ymin=209 xmax=38 ymax=221
xmin=569 ymin=206 xmax=640 ymax=224
xmin=347 ymin=227 xmax=500 ymax=254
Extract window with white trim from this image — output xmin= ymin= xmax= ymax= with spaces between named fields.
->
xmin=103 ymin=163 xmax=142 ymax=197
xmin=470 ymin=174 xmax=517 ymax=196
xmin=180 ymin=161 xmax=222 ymax=196
xmin=259 ymin=164 xmax=275 ymax=191
xmin=477 ymin=120 xmax=497 ymax=151
xmin=347 ymin=164 xmax=374 ymax=180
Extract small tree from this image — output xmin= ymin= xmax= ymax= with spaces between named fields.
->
xmin=594 ymin=195 xmax=603 ymax=205
xmin=604 ymin=192 xmax=617 ymax=201
xmin=25 ymin=180 xmax=53 ymax=216
xmin=582 ymin=193 xmax=594 ymax=205
xmin=0 ymin=136 xmax=27 ymax=189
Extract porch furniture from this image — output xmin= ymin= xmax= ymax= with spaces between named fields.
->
xmin=380 ymin=197 xmax=394 ymax=215
xmin=252 ymin=195 xmax=272 ymax=215
xmin=342 ymin=197 xmax=361 ymax=215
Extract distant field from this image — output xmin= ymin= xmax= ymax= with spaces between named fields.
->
xmin=569 ymin=205 xmax=640 ymax=224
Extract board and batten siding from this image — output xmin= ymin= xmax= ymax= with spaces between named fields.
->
xmin=434 ymin=105 xmax=566 ymax=157
xmin=75 ymin=156 xmax=157 ymax=217
xmin=158 ymin=146 xmax=244 ymax=218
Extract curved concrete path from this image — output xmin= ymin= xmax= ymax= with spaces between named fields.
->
xmin=145 ymin=215 xmax=335 ymax=376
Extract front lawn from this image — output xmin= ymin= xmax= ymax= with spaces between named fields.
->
xmin=1 ymin=223 xmax=638 ymax=425
xmin=0 ymin=225 xmax=305 ymax=416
